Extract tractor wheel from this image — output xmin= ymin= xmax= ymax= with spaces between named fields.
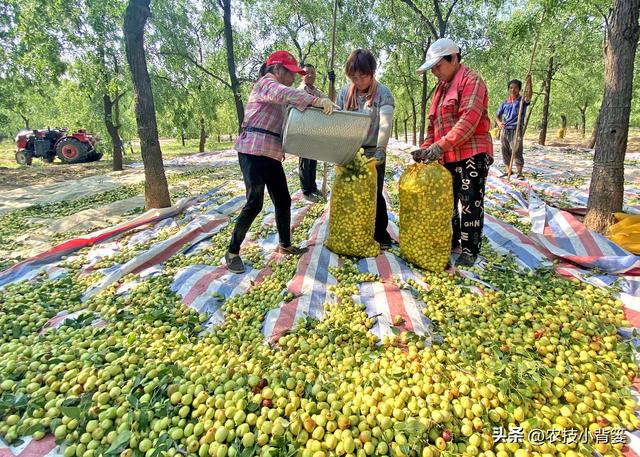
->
xmin=86 ymin=151 xmax=103 ymax=162
xmin=15 ymin=150 xmax=33 ymax=166
xmin=56 ymin=137 xmax=89 ymax=164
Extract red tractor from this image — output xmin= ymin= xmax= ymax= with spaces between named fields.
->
xmin=15 ymin=128 xmax=103 ymax=165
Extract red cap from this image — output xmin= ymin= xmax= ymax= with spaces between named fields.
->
xmin=266 ymin=51 xmax=306 ymax=75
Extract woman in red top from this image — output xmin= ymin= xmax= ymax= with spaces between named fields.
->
xmin=413 ymin=38 xmax=493 ymax=267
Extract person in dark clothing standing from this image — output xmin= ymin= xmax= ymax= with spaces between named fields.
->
xmin=496 ymin=76 xmax=532 ymax=180
xmin=297 ymin=64 xmax=326 ymax=203
xmin=336 ymin=49 xmax=395 ymax=249
xmin=225 ymin=51 xmax=338 ymax=274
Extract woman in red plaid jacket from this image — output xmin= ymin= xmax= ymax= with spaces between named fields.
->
xmin=412 ymin=38 xmax=493 ymax=268
xmin=225 ymin=51 xmax=337 ymax=274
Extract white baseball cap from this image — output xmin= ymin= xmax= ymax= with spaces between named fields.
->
xmin=416 ymin=38 xmax=461 ymax=74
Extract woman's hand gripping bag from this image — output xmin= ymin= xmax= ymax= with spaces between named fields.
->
xmin=399 ymin=162 xmax=453 ymax=271
xmin=325 ymin=152 xmax=380 ymax=257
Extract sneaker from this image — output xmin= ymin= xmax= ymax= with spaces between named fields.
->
xmin=516 ymin=174 xmax=526 ymax=181
xmin=303 ymin=193 xmax=320 ymax=203
xmin=225 ymin=252 xmax=245 ymax=274
xmin=277 ymin=244 xmax=308 ymax=256
xmin=455 ymin=253 xmax=477 ymax=267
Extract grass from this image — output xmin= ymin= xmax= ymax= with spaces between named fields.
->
xmin=0 ymin=138 xmax=234 ymax=169
xmin=523 ymin=126 xmax=640 ymax=153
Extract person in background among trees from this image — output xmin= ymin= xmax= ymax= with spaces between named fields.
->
xmin=225 ymin=50 xmax=338 ymax=274
xmin=337 ymin=49 xmax=395 ymax=249
xmin=496 ymin=76 xmax=533 ymax=180
xmin=298 ymin=63 xmax=326 ymax=203
xmin=411 ymin=38 xmax=493 ymax=267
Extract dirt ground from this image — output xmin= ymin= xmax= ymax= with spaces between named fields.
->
xmin=0 ymin=161 xmax=114 ymax=190
xmin=525 ymin=128 xmax=640 ymax=153
xmin=0 ymin=130 xmax=638 ymax=192
xmin=0 ymin=139 xmax=234 ymax=192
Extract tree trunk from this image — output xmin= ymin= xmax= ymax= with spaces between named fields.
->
xmin=199 ymin=117 xmax=206 ymax=153
xmin=538 ymin=54 xmax=554 ymax=145
xmin=585 ymin=0 xmax=639 ymax=234
xmin=394 ymin=118 xmax=398 ymax=140
xmin=20 ymin=114 xmax=29 ymax=129
xmin=523 ymin=94 xmax=538 ymax=136
xmin=220 ymin=0 xmax=245 ymax=132
xmin=579 ymin=105 xmax=587 ymax=137
xmin=411 ymin=102 xmax=417 ymax=146
xmin=97 ymin=44 xmax=124 ymax=171
xmin=560 ymin=114 xmax=567 ymax=130
xmin=419 ymin=67 xmax=428 ymax=145
xmin=103 ymin=95 xmax=123 ymax=171
xmin=124 ymin=0 xmax=171 ymax=209
xmin=404 ymin=118 xmax=408 ymax=143
xmin=588 ymin=107 xmax=601 ymax=148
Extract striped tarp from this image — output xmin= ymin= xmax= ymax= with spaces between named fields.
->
xmin=2 ymin=141 xmax=640 ymax=456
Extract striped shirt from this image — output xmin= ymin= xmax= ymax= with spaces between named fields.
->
xmin=421 ymin=65 xmax=493 ymax=164
xmin=235 ymin=75 xmax=318 ymax=161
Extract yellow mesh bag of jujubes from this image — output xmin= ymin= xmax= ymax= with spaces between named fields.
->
xmin=399 ymin=162 xmax=453 ymax=271
xmin=325 ymin=151 xmax=380 ymax=257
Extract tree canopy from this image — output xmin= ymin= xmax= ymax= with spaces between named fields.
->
xmin=0 ymin=0 xmax=637 ymax=146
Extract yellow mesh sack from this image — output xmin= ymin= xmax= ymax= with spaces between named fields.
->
xmin=325 ymin=152 xmax=380 ymax=257
xmin=399 ymin=162 xmax=453 ymax=271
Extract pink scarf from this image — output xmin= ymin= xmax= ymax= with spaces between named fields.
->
xmin=344 ymin=78 xmax=378 ymax=111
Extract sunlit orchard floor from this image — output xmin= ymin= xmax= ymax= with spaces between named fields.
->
xmin=0 ymin=135 xmax=639 ymax=457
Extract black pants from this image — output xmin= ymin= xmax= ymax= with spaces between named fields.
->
xmin=445 ymin=153 xmax=491 ymax=257
xmin=298 ymin=158 xmax=318 ymax=195
xmin=374 ymin=160 xmax=392 ymax=245
xmin=229 ymin=153 xmax=291 ymax=254
xmin=501 ymin=128 xmax=524 ymax=167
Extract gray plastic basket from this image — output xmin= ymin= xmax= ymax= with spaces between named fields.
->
xmin=282 ymin=106 xmax=372 ymax=165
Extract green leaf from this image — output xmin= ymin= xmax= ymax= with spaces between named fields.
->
xmin=127 ymin=394 xmax=139 ymax=409
xmin=105 ymin=430 xmax=132 ymax=455
xmin=247 ymin=402 xmax=260 ymax=412
xmin=61 ymin=406 xmax=82 ymax=420
xmin=22 ymin=423 xmax=45 ymax=435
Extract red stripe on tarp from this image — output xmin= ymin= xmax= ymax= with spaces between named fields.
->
xmin=0 ymin=200 xmax=195 ymax=284
xmin=270 ymin=297 xmax=300 ymax=341
xmin=560 ymin=209 xmax=606 ymax=257
xmin=624 ymin=308 xmax=640 ymax=328
xmin=622 ymin=443 xmax=640 ymax=457
xmin=0 ymin=434 xmax=56 ymax=457
xmin=130 ymin=218 xmax=227 ymax=275
xmin=182 ymin=266 xmax=228 ymax=306
xmin=269 ymin=242 xmax=319 ymax=339
xmin=266 ymin=209 xmax=330 ymax=340
xmin=254 ymin=266 xmax=273 ymax=284
xmin=376 ymin=255 xmax=414 ymax=333
xmin=485 ymin=214 xmax=555 ymax=259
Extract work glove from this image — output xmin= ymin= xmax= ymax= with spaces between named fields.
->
xmin=411 ymin=148 xmax=426 ymax=162
xmin=422 ymin=143 xmax=444 ymax=163
xmin=373 ymin=147 xmax=386 ymax=165
xmin=313 ymin=98 xmax=340 ymax=115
